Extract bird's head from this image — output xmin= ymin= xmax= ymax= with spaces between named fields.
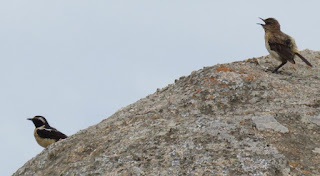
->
xmin=27 ymin=116 xmax=50 ymax=128
xmin=257 ymin=17 xmax=281 ymax=32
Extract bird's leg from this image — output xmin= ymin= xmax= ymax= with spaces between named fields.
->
xmin=272 ymin=61 xmax=287 ymax=73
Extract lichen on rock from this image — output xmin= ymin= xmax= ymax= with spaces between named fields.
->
xmin=14 ymin=50 xmax=320 ymax=175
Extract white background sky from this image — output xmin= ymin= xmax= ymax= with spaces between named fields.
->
xmin=1 ymin=1 xmax=319 ymax=175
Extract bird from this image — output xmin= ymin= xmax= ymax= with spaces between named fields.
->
xmin=258 ymin=17 xmax=312 ymax=73
xmin=27 ymin=116 xmax=67 ymax=148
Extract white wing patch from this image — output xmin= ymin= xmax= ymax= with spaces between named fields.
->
xmin=38 ymin=125 xmax=54 ymax=132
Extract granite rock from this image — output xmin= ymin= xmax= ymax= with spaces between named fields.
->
xmin=14 ymin=50 xmax=320 ymax=175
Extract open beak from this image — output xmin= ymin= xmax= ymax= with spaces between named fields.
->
xmin=257 ymin=17 xmax=265 ymax=26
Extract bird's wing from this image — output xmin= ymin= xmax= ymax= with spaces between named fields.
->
xmin=268 ymin=33 xmax=295 ymax=64
xmin=36 ymin=127 xmax=68 ymax=141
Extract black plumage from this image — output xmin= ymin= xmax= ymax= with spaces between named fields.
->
xmin=28 ymin=116 xmax=67 ymax=147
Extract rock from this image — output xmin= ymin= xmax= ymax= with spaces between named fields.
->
xmin=312 ymin=148 xmax=320 ymax=154
xmin=13 ymin=50 xmax=320 ymax=175
xmin=252 ymin=115 xmax=289 ymax=133
xmin=301 ymin=115 xmax=320 ymax=126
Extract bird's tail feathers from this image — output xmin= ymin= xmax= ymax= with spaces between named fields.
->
xmin=295 ymin=53 xmax=312 ymax=67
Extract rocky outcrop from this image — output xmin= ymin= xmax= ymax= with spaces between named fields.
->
xmin=14 ymin=50 xmax=320 ymax=175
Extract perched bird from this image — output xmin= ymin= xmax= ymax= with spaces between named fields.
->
xmin=27 ymin=116 xmax=67 ymax=147
xmin=258 ymin=17 xmax=312 ymax=73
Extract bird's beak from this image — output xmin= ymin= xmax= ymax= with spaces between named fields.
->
xmin=27 ymin=118 xmax=33 ymax=121
xmin=257 ymin=17 xmax=265 ymax=26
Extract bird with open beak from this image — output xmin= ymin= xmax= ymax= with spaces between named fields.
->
xmin=258 ymin=17 xmax=312 ymax=73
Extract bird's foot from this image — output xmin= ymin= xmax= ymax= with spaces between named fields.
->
xmin=264 ymin=68 xmax=282 ymax=74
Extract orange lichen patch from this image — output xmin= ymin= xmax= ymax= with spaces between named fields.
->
xmin=215 ymin=65 xmax=234 ymax=72
xmin=204 ymin=76 xmax=215 ymax=83
xmin=289 ymin=66 xmax=297 ymax=71
xmin=238 ymin=70 xmax=247 ymax=74
xmin=204 ymin=76 xmax=216 ymax=84
xmin=218 ymin=83 xmax=230 ymax=88
xmin=246 ymin=58 xmax=259 ymax=64
xmin=208 ymin=95 xmax=214 ymax=100
xmin=289 ymin=161 xmax=299 ymax=168
xmin=301 ymin=170 xmax=311 ymax=174
xmin=246 ymin=74 xmax=255 ymax=82
xmin=209 ymin=76 xmax=215 ymax=82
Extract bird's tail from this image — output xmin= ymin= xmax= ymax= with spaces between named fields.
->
xmin=295 ymin=53 xmax=312 ymax=67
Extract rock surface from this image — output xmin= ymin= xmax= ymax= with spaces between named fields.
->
xmin=14 ymin=50 xmax=320 ymax=175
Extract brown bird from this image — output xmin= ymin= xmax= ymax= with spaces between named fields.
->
xmin=258 ymin=17 xmax=312 ymax=73
xmin=28 ymin=116 xmax=67 ymax=147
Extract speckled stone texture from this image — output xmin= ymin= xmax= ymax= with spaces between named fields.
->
xmin=14 ymin=50 xmax=320 ymax=175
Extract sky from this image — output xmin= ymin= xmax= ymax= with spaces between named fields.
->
xmin=1 ymin=1 xmax=319 ymax=175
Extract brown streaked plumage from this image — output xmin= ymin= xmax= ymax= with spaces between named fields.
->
xmin=258 ymin=17 xmax=312 ymax=73
xmin=28 ymin=116 xmax=67 ymax=148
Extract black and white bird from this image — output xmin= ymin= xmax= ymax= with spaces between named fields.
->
xmin=27 ymin=116 xmax=67 ymax=148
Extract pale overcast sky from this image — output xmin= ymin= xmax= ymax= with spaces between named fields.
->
xmin=1 ymin=1 xmax=319 ymax=175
